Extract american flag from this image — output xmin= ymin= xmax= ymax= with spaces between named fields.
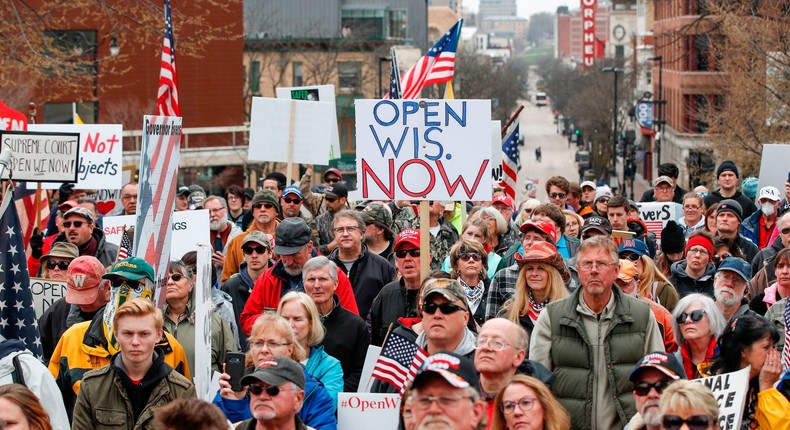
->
xmin=782 ymin=300 xmax=790 ymax=369
xmin=156 ymin=0 xmax=180 ymax=116
xmin=501 ymin=124 xmax=520 ymax=199
xmin=400 ymin=20 xmax=463 ymax=99
xmin=0 ymin=188 xmax=43 ymax=359
xmin=372 ymin=331 xmax=427 ymax=394
xmin=13 ymin=183 xmax=49 ymax=257
xmin=389 ymin=47 xmax=403 ymax=100
xmin=117 ymin=227 xmax=132 ymax=261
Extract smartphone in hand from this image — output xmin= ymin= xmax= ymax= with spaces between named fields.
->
xmin=226 ymin=352 xmax=247 ymax=392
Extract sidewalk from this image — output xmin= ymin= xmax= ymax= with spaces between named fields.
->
xmin=616 ymin=155 xmax=652 ymax=202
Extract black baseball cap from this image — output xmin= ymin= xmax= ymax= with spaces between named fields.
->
xmin=411 ymin=352 xmax=479 ymax=392
xmin=629 ymin=352 xmax=686 ymax=381
xmin=240 ymin=356 xmax=306 ymax=390
xmin=274 ymin=218 xmax=311 ymax=255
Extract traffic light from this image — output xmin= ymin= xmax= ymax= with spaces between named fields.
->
xmin=574 ymin=128 xmax=581 ymax=135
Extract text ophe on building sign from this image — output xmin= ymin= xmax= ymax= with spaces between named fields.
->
xmin=0 ymin=130 xmax=80 ymax=183
xmin=355 ymin=99 xmax=492 ymax=201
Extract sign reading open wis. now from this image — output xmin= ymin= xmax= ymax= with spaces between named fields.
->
xmin=355 ymin=99 xmax=492 ymax=201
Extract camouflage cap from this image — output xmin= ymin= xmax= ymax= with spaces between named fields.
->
xmin=361 ymin=202 xmax=393 ymax=234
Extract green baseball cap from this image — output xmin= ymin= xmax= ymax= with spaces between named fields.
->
xmin=102 ymin=257 xmax=155 ymax=282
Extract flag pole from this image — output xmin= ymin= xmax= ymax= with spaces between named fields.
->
xmin=501 ymin=105 xmax=524 ymax=138
xmin=27 ymin=103 xmax=44 ymax=233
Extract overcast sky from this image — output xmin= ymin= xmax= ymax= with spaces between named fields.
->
xmin=463 ymin=0 xmax=572 ymax=18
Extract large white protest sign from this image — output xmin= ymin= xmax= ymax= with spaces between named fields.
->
xmin=90 ymin=167 xmax=134 ymax=217
xmin=194 ymin=245 xmax=213 ymax=400
xmin=636 ymin=202 xmax=682 ymax=246
xmin=359 ymin=345 xmax=382 ymax=393
xmin=338 ymin=393 xmax=400 ymax=430
xmin=757 ymin=144 xmax=790 ymax=193
xmin=31 ymin=277 xmax=67 ymax=318
xmin=276 ymin=85 xmax=341 ymax=161
xmin=29 ymin=124 xmax=123 ymax=190
xmin=102 ymin=210 xmax=210 ymax=260
xmin=0 ymin=130 xmax=79 ymax=182
xmin=692 ymin=366 xmax=750 ymax=430
xmin=248 ymin=97 xmax=334 ymax=165
xmin=356 ymin=99 xmax=492 ymax=201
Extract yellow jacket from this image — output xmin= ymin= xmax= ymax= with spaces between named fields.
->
xmin=755 ymin=387 xmax=790 ymax=429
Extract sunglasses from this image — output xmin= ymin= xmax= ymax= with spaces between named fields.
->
xmin=459 ymin=252 xmax=482 ymax=262
xmin=325 ymin=178 xmax=340 ymax=184
xmin=712 ymin=253 xmax=731 ymax=264
xmin=395 ymin=249 xmax=420 ymax=258
xmin=249 ymin=384 xmax=283 ymax=397
xmin=253 ymin=203 xmax=276 ymax=210
xmin=62 ymin=220 xmax=86 ymax=229
xmin=422 ymin=302 xmax=466 ymax=315
xmin=549 ymin=192 xmax=566 ymax=199
xmin=282 ymin=197 xmax=301 ymax=204
xmin=620 ymin=253 xmax=641 ymax=262
xmin=662 ymin=415 xmax=713 ymax=430
xmin=168 ymin=273 xmax=184 ymax=282
xmin=243 ymin=246 xmax=269 ymax=255
xmin=109 ymin=277 xmax=140 ymax=290
xmin=47 ymin=260 xmax=70 ymax=270
xmin=676 ymin=309 xmax=706 ymax=325
xmin=325 ymin=197 xmax=338 ymax=203
xmin=781 ymin=227 xmax=790 ymax=235
xmin=634 ymin=380 xmax=673 ymax=396
xmin=598 ymin=198 xmax=610 ymax=204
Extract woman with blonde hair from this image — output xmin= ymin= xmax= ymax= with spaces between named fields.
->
xmin=562 ymin=210 xmax=584 ymax=240
xmin=491 ymin=375 xmax=571 ymax=430
xmin=448 ymin=239 xmax=490 ymax=328
xmin=501 ymin=242 xmax=569 ymax=339
xmin=659 ymin=380 xmax=719 ymax=430
xmin=0 ymin=384 xmax=53 ymax=430
xmin=515 ymin=199 xmax=541 ymax=225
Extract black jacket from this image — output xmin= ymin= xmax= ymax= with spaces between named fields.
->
xmin=52 ymin=227 xmax=119 ymax=267
xmin=328 ymin=245 xmax=396 ymax=321
xmin=668 ymin=260 xmax=716 ymax=298
xmin=38 ymin=298 xmax=102 ymax=363
xmin=367 ymin=279 xmax=421 ymax=346
xmin=321 ymin=296 xmax=370 ymax=392
xmin=704 ymin=190 xmax=758 ymax=219
xmin=221 ymin=261 xmax=269 ymax=351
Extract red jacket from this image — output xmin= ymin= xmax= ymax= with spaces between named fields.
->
xmin=239 ymin=261 xmax=359 ymax=335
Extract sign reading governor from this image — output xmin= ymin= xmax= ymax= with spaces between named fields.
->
xmin=355 ymin=99 xmax=492 ymax=201
xmin=0 ymin=130 xmax=80 ymax=183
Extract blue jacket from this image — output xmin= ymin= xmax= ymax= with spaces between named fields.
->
xmin=740 ymin=209 xmax=766 ymax=247
xmin=212 ymin=368 xmax=337 ymax=430
xmin=304 ymin=345 xmax=344 ymax=410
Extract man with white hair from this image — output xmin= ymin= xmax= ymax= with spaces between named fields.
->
xmin=713 ymin=257 xmax=758 ymax=322
xmin=205 ymin=195 xmax=242 ymax=277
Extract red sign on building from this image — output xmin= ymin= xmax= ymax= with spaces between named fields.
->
xmin=581 ymin=0 xmax=597 ymax=67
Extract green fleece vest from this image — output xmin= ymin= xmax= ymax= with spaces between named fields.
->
xmin=546 ymin=287 xmax=651 ymax=430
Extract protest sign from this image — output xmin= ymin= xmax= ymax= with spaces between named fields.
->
xmin=248 ymin=97 xmax=334 ymax=166
xmin=134 ymin=115 xmax=181 ymax=305
xmin=359 ymin=345 xmax=383 ymax=393
xmin=612 ymin=230 xmax=636 ymax=247
xmin=102 ymin=210 xmax=210 ymax=260
xmin=90 ymin=167 xmax=134 ymax=216
xmin=30 ymin=277 xmax=67 ymax=318
xmin=338 ymin=393 xmax=400 ymax=430
xmin=356 ymin=99 xmax=492 ymax=201
xmin=0 ymin=131 xmax=79 ymax=182
xmin=636 ymin=202 xmax=682 ymax=247
xmin=757 ymin=144 xmax=790 ymax=193
xmin=30 ymin=124 xmax=123 ymax=190
xmin=490 ymin=120 xmax=503 ymax=182
xmin=0 ymin=101 xmax=27 ymax=131
xmin=692 ymin=366 xmax=750 ymax=430
xmin=194 ymin=245 xmax=213 ymax=400
xmin=276 ymin=85 xmax=342 ymax=161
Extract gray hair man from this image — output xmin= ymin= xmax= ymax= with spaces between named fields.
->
xmin=713 ymin=257 xmax=757 ymax=322
xmin=235 ymin=356 xmax=307 ymax=430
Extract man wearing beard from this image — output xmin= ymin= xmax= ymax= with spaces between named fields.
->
xmin=713 ymin=257 xmax=758 ymax=322
xmin=625 ymin=352 xmax=687 ymax=430
xmin=238 ymin=218 xmax=359 ymax=336
xmin=205 ymin=196 xmax=242 ymax=280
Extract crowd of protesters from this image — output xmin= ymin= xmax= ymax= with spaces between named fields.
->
xmin=2 ymin=161 xmax=790 ymax=430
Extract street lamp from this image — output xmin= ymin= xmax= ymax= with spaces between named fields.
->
xmin=602 ymin=67 xmax=623 ymax=195
xmin=648 ymin=55 xmax=665 ymax=165
xmin=377 ymin=56 xmax=392 ymax=98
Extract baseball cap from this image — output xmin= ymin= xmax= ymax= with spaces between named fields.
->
xmin=717 ymin=257 xmax=752 ymax=283
xmin=618 ymin=238 xmax=650 ymax=257
xmin=519 ymin=220 xmax=557 ymax=244
xmin=654 ymin=176 xmax=673 ymax=187
xmin=323 ymin=168 xmax=343 ymax=181
xmin=189 ymin=191 xmax=206 ymax=209
xmin=177 ymin=186 xmax=191 ymax=197
xmin=102 ymin=257 xmax=155 ymax=282
xmin=58 ymin=200 xmax=79 ymax=213
xmin=362 ymin=203 xmax=393 ymax=233
xmin=421 ymin=279 xmax=469 ymax=310
xmin=65 ymin=256 xmax=106 ymax=305
xmin=411 ymin=352 xmax=479 ymax=391
xmin=240 ymin=356 xmax=306 ymax=390
xmin=64 ymin=206 xmax=95 ymax=224
xmin=274 ymin=218 xmax=311 ymax=255
xmin=394 ymin=228 xmax=420 ymax=251
xmin=491 ymin=195 xmax=514 ymax=210
xmin=580 ymin=180 xmax=596 ymax=191
xmin=629 ymin=352 xmax=686 ymax=382
xmin=243 ymin=230 xmax=271 ymax=249
xmin=717 ymin=199 xmax=743 ymax=222
xmin=325 ymin=183 xmax=348 ymax=199
xmin=282 ymin=185 xmax=303 ymax=199
xmin=244 ymin=187 xmax=255 ymax=201
xmin=758 ymin=186 xmax=781 ymax=202
xmin=581 ymin=215 xmax=613 ymax=236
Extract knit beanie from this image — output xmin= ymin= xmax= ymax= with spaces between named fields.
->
xmin=717 ymin=199 xmax=743 ymax=222
xmin=685 ymin=235 xmax=714 ymax=258
xmin=660 ymin=221 xmax=686 ymax=254
xmin=741 ymin=177 xmax=758 ymax=199
xmin=717 ymin=160 xmax=739 ymax=178
xmin=251 ymin=190 xmax=280 ymax=212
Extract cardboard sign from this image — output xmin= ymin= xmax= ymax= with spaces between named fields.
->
xmin=29 ymin=124 xmax=123 ymax=190
xmin=248 ymin=97 xmax=334 ymax=165
xmin=194 ymin=245 xmax=213 ymax=399
xmin=338 ymin=393 xmax=401 ymax=430
xmin=757 ymin=144 xmax=790 ymax=194
xmin=636 ymin=202 xmax=682 ymax=247
xmin=359 ymin=345 xmax=383 ymax=393
xmin=102 ymin=210 xmax=210 ymax=261
xmin=0 ymin=131 xmax=79 ymax=182
xmin=276 ymin=85 xmax=342 ymax=161
xmin=612 ymin=230 xmax=636 ymax=247
xmin=30 ymin=277 xmax=67 ymax=318
xmin=692 ymin=367 xmax=750 ymax=430
xmin=355 ymin=99 xmax=492 ymax=201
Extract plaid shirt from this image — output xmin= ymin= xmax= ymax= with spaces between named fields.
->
xmin=484 ymin=264 xmax=521 ymax=321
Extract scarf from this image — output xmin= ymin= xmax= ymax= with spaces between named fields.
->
xmin=681 ymin=337 xmax=717 ymax=379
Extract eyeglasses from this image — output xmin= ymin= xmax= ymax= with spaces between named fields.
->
xmin=619 ymin=253 xmax=641 ymax=262
xmin=661 ymin=415 xmax=713 ymax=430
xmin=781 ymin=227 xmax=790 ymax=235
xmin=207 ymin=207 xmax=226 ymax=214
xmin=243 ymin=246 xmax=269 ymax=255
xmin=249 ymin=339 xmax=290 ymax=350
xmin=46 ymin=260 xmax=70 ymax=270
xmin=395 ymin=249 xmax=420 ymax=258
xmin=683 ymin=204 xmax=701 ymax=210
xmin=168 ymin=273 xmax=184 ymax=282
xmin=676 ymin=309 xmax=706 ymax=325
xmin=62 ymin=220 xmax=87 ymax=229
xmin=333 ymin=226 xmax=359 ymax=235
xmin=634 ymin=380 xmax=673 ymax=396
xmin=712 ymin=253 xmax=731 ymax=264
xmin=109 ymin=278 xmax=140 ymax=290
xmin=687 ymin=248 xmax=709 ymax=256
xmin=578 ymin=261 xmax=617 ymax=271
xmin=474 ymin=337 xmax=513 ymax=352
xmin=227 ymin=195 xmax=241 ymax=201
xmin=249 ymin=384 xmax=285 ymax=397
xmin=253 ymin=203 xmax=276 ymax=210
xmin=422 ymin=302 xmax=466 ymax=315
xmin=412 ymin=395 xmax=471 ymax=410
xmin=548 ymin=192 xmax=566 ymax=199
xmin=283 ymin=197 xmax=301 ymax=204
xmin=500 ymin=396 xmax=538 ymax=414
xmin=717 ymin=272 xmax=746 ymax=286
xmin=459 ymin=252 xmax=482 ymax=262
xmin=598 ymin=197 xmax=610 ymax=204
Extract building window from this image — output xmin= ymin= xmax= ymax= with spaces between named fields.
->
xmin=388 ymin=10 xmax=407 ymax=39
xmin=338 ymin=62 xmax=361 ymax=93
xmin=292 ymin=62 xmax=303 ymax=87
xmin=249 ymin=61 xmax=261 ymax=94
xmin=341 ymin=8 xmax=385 ymax=39
xmin=688 ymin=35 xmax=718 ymax=72
xmin=44 ymin=102 xmax=96 ymax=124
xmin=615 ymin=45 xmax=625 ymax=66
xmin=683 ymin=94 xmax=720 ymax=133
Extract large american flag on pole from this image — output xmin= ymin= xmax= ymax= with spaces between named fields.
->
xmin=372 ymin=331 xmax=427 ymax=394
xmin=501 ymin=123 xmax=520 ymax=199
xmin=13 ymin=184 xmax=49 ymax=257
xmin=400 ymin=20 xmax=463 ymax=99
xmin=0 ymin=187 xmax=43 ymax=359
xmin=156 ymin=0 xmax=180 ymax=116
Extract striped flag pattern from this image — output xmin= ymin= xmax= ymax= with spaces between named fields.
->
xmin=12 ymin=184 xmax=49 ymax=257
xmin=388 ymin=47 xmax=403 ymax=100
xmin=372 ymin=331 xmax=427 ymax=394
xmin=501 ymin=124 xmax=520 ymax=199
xmin=782 ymin=300 xmax=790 ymax=369
xmin=156 ymin=0 xmax=180 ymax=116
xmin=400 ymin=20 xmax=462 ymax=99
xmin=116 ymin=227 xmax=131 ymax=261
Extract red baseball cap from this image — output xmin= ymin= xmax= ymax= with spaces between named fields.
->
xmin=394 ymin=228 xmax=420 ymax=251
xmin=519 ymin=220 xmax=557 ymax=244
xmin=65 ymin=256 xmax=106 ymax=305
xmin=492 ymin=195 xmax=514 ymax=210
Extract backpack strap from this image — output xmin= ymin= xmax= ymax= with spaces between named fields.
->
xmin=11 ymin=354 xmax=25 ymax=385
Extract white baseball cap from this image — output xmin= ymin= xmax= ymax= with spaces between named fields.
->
xmin=758 ymin=186 xmax=781 ymax=202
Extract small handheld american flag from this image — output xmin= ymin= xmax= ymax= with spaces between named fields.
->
xmin=371 ymin=331 xmax=427 ymax=394
xmin=501 ymin=123 xmax=520 ymax=199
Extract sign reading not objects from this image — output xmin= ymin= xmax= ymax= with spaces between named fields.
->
xmin=30 ymin=277 xmax=67 ymax=318
xmin=0 ymin=130 xmax=80 ymax=182
xmin=355 ymin=99 xmax=492 ymax=201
